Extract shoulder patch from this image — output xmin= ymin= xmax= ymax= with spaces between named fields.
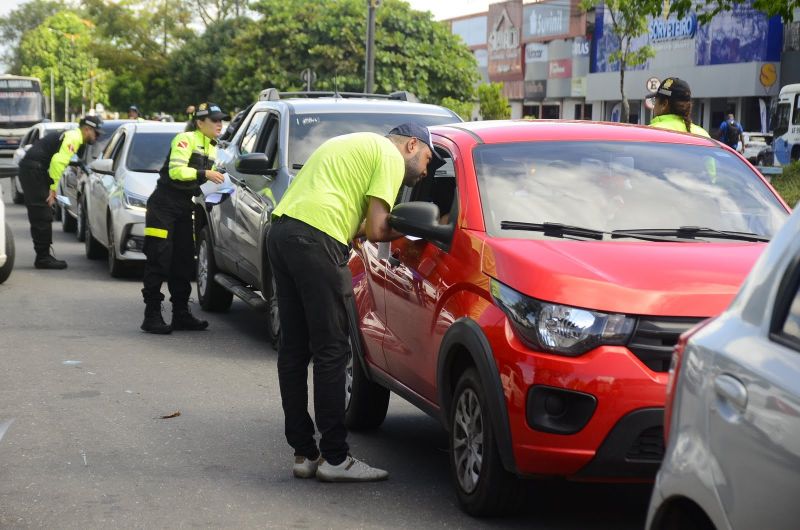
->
xmin=177 ymin=140 xmax=189 ymax=149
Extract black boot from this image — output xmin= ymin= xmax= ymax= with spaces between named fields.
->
xmin=34 ymin=250 xmax=67 ymax=269
xmin=171 ymin=306 xmax=208 ymax=331
xmin=141 ymin=302 xmax=172 ymax=334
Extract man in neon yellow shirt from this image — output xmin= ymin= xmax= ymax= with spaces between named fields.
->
xmin=18 ymin=115 xmax=102 ymax=269
xmin=268 ymin=123 xmax=442 ymax=482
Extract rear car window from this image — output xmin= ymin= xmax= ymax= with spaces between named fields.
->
xmin=288 ymin=112 xmax=458 ymax=169
xmin=126 ymin=132 xmax=177 ymax=172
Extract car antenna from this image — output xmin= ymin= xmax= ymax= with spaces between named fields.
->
xmin=333 ymin=71 xmax=340 ymax=98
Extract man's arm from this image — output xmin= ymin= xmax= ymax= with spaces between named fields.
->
xmin=363 ymin=196 xmax=404 ymax=242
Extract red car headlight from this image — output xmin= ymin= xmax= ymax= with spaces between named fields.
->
xmin=490 ymin=279 xmax=636 ymax=356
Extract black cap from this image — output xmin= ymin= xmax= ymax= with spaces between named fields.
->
xmin=79 ymin=115 xmax=103 ymax=133
xmin=388 ymin=123 xmax=445 ymax=171
xmin=647 ymin=77 xmax=692 ymax=101
xmin=194 ymin=102 xmax=225 ymax=120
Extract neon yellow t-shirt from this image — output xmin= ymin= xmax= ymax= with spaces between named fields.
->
xmin=650 ymin=114 xmax=710 ymax=137
xmin=272 ymin=132 xmax=405 ymax=246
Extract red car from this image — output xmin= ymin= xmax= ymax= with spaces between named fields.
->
xmin=344 ymin=120 xmax=790 ymax=515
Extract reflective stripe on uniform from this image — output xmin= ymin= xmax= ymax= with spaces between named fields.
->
xmin=145 ymin=227 xmax=168 ymax=239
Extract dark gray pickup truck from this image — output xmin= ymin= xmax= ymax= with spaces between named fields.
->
xmin=193 ymin=89 xmax=461 ymax=345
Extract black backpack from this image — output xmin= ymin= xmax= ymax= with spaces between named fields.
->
xmin=725 ymin=122 xmax=739 ymax=146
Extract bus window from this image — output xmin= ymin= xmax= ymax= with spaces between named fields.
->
xmin=794 ymin=95 xmax=800 ymax=125
xmin=775 ymin=103 xmax=791 ymax=137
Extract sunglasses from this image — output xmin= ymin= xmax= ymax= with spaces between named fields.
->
xmin=209 ymin=118 xmax=223 ymax=123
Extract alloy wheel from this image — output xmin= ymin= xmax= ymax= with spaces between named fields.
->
xmin=197 ymin=240 xmax=208 ymax=297
xmin=452 ymin=388 xmax=484 ymax=494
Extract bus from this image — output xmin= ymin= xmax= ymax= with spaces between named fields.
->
xmin=772 ymin=83 xmax=800 ymax=166
xmin=0 ymin=74 xmax=46 ymax=178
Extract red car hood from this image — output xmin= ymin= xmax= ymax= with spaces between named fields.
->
xmin=482 ymin=238 xmax=766 ymax=317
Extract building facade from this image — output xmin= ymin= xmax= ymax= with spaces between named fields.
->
xmin=445 ymin=0 xmax=788 ymax=135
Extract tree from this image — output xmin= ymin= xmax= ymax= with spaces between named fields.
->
xmin=19 ymin=11 xmax=110 ymax=120
xmin=581 ymin=0 xmax=657 ymax=123
xmin=478 ymin=83 xmax=510 ymax=120
xmin=669 ymin=0 xmax=800 ymax=23
xmin=218 ymin=0 xmax=479 ymax=107
xmin=441 ymin=97 xmax=475 ymax=121
xmin=0 ymin=0 xmax=64 ymax=73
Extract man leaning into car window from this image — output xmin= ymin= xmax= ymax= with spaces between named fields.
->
xmin=267 ymin=123 xmax=444 ymax=482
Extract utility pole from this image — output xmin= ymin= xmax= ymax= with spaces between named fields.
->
xmin=50 ymin=70 xmax=55 ymax=121
xmin=364 ymin=0 xmax=380 ymax=93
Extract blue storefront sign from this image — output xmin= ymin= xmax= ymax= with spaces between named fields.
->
xmin=591 ymin=1 xmax=783 ymax=73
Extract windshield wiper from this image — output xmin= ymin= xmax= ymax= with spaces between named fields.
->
xmin=501 ymin=221 xmax=701 ymax=243
xmin=613 ymin=226 xmax=770 ymax=242
xmin=500 ymin=221 xmax=605 ymax=240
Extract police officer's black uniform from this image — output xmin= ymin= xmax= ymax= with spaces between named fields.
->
xmin=140 ymin=103 xmax=224 ymax=334
xmin=18 ymin=116 xmax=102 ymax=269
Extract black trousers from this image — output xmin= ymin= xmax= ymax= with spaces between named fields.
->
xmin=18 ymin=164 xmax=54 ymax=256
xmin=268 ymin=216 xmax=352 ymax=465
xmin=141 ymin=186 xmax=195 ymax=307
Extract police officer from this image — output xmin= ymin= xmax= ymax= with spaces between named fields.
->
xmin=140 ymin=102 xmax=225 ymax=334
xmin=18 ymin=115 xmax=102 ymax=269
xmin=127 ymin=105 xmax=145 ymax=122
xmin=647 ymin=77 xmax=710 ymax=137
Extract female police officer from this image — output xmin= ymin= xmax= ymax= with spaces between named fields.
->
xmin=140 ymin=103 xmax=225 ymax=334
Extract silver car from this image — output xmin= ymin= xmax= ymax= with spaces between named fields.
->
xmin=647 ymin=205 xmax=800 ymax=530
xmin=10 ymin=121 xmax=78 ymax=205
xmin=85 ymin=122 xmax=184 ymax=277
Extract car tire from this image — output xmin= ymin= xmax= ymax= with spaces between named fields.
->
xmin=449 ymin=368 xmax=522 ymax=516
xmin=62 ymin=207 xmax=77 ymax=233
xmin=196 ymin=227 xmax=233 ymax=311
xmin=0 ymin=223 xmax=14 ymax=284
xmin=76 ymin=195 xmax=86 ymax=242
xmin=107 ymin=217 xmax=127 ymax=278
xmin=84 ymin=213 xmax=106 ymax=260
xmin=11 ymin=177 xmax=24 ymax=205
xmin=344 ymin=335 xmax=390 ymax=431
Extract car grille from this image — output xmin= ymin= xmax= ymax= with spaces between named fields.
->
xmin=627 ymin=317 xmax=704 ymax=372
xmin=626 ymin=426 xmax=665 ymax=462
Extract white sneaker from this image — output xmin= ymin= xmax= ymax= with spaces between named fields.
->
xmin=293 ymin=456 xmax=320 ymax=478
xmin=316 ymin=455 xmax=389 ymax=482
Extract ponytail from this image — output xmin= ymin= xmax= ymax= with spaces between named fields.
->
xmin=670 ymin=100 xmax=694 ymax=133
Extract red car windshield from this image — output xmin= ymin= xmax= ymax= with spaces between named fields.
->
xmin=473 ymin=141 xmax=788 ymax=240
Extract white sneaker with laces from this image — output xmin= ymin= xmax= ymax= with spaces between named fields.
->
xmin=293 ymin=456 xmax=320 ymax=478
xmin=315 ymin=455 xmax=389 ymax=482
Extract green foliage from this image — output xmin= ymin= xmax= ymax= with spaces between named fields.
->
xmin=19 ymin=11 xmax=109 ymax=120
xmin=440 ymin=97 xmax=474 ymax=122
xmin=668 ymin=0 xmax=800 ymax=23
xmin=220 ymin=0 xmax=479 ymax=107
xmin=772 ymin=162 xmax=800 ymax=208
xmin=0 ymin=0 xmax=64 ymax=72
xmin=478 ymin=83 xmax=510 ymax=120
xmin=580 ymin=0 xmax=659 ymax=122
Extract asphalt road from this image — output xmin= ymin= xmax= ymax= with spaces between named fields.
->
xmin=0 ymin=186 xmax=653 ymax=529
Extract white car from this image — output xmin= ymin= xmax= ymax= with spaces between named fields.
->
xmin=0 ymin=180 xmax=14 ymax=283
xmin=10 ymin=121 xmax=78 ymax=204
xmin=84 ymin=121 xmax=184 ymax=277
xmin=647 ymin=206 xmax=800 ymax=530
xmin=741 ymin=131 xmax=772 ymax=164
